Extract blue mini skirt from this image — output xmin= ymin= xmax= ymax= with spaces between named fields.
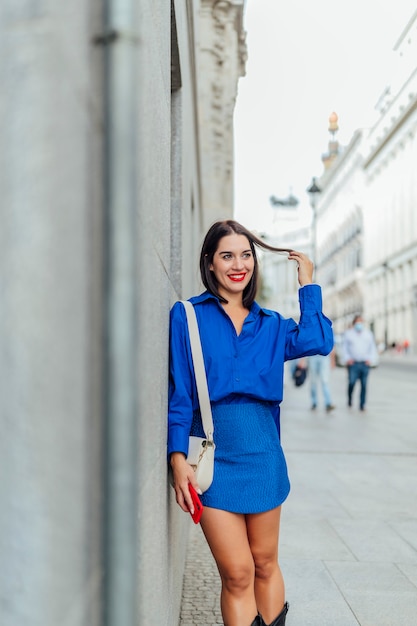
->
xmin=190 ymin=396 xmax=290 ymax=513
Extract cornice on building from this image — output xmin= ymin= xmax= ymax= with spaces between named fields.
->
xmin=363 ymin=84 xmax=417 ymax=170
xmin=364 ymin=12 xmax=417 ymax=172
xmin=393 ymin=8 xmax=417 ymax=53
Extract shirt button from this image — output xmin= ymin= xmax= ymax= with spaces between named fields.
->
xmin=235 ymin=377 xmax=240 ymax=381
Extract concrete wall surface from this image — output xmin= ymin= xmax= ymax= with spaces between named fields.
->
xmin=0 ymin=1 xmax=105 ymax=625
xmin=0 ymin=1 xmax=244 ymax=624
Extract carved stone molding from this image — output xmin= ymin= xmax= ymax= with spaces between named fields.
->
xmin=196 ymin=0 xmax=246 ymax=223
xmin=208 ymin=0 xmax=247 ymax=73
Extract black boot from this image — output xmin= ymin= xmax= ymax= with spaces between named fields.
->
xmin=250 ymin=613 xmax=263 ymax=626
xmin=264 ymin=602 xmax=289 ymax=626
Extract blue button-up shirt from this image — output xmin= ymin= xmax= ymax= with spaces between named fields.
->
xmin=168 ymin=284 xmax=333 ymax=457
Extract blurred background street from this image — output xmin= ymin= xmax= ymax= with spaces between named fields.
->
xmin=180 ymin=355 xmax=417 ymax=625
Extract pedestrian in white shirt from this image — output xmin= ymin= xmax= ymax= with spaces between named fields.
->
xmin=343 ymin=315 xmax=378 ymax=411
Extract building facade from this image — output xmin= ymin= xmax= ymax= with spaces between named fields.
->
xmin=0 ymin=2 xmax=246 ymax=625
xmin=315 ymin=130 xmax=365 ymax=335
xmin=313 ymin=11 xmax=417 ymax=352
xmin=362 ymin=11 xmax=417 ymax=349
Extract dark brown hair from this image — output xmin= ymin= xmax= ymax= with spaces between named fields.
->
xmin=199 ymin=220 xmax=293 ymax=308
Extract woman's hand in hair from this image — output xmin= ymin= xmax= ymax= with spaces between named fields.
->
xmin=288 ymin=250 xmax=314 ymax=287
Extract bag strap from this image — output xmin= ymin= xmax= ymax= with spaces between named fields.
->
xmin=181 ymin=300 xmax=214 ymax=441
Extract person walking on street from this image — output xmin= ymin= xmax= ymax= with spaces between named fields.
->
xmin=308 ymin=353 xmax=335 ymax=412
xmin=343 ymin=314 xmax=378 ymax=411
xmin=168 ymin=220 xmax=333 ymax=626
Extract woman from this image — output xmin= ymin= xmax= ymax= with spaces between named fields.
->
xmin=168 ymin=220 xmax=333 ymax=626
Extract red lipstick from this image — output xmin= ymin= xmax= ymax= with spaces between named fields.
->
xmin=228 ymin=273 xmax=246 ymax=282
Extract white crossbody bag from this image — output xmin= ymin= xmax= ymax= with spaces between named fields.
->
xmin=181 ymin=301 xmax=215 ymax=493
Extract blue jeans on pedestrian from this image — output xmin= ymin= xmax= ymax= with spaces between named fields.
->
xmin=348 ymin=362 xmax=370 ymax=409
xmin=309 ymin=354 xmax=332 ymax=408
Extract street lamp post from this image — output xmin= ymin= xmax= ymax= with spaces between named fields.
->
xmin=306 ymin=176 xmax=321 ymax=269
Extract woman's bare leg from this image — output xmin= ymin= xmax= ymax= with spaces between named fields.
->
xmin=200 ymin=507 xmax=258 ymax=626
xmin=246 ymin=506 xmax=285 ymax=624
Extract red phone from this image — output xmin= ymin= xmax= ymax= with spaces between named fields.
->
xmin=188 ymin=483 xmax=203 ymax=524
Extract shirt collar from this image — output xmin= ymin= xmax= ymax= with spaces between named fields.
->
xmin=189 ymin=291 xmax=274 ymax=317
xmin=189 ymin=291 xmax=217 ymax=305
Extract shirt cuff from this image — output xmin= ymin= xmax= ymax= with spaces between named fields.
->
xmin=298 ymin=284 xmax=322 ymax=311
xmin=167 ymin=427 xmax=190 ymax=459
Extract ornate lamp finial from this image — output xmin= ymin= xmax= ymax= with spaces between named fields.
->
xmin=328 ymin=112 xmax=339 ymax=135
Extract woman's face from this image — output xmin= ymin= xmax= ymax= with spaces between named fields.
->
xmin=209 ymin=233 xmax=255 ymax=301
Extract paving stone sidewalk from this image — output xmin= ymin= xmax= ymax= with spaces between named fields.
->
xmin=179 ymin=525 xmax=222 ymax=626
xmin=179 ymin=362 xmax=417 ymax=626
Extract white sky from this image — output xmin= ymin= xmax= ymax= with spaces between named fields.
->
xmin=233 ymin=0 xmax=417 ymax=232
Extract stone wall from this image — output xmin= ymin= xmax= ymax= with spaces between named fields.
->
xmin=0 ymin=1 xmax=245 ymax=624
